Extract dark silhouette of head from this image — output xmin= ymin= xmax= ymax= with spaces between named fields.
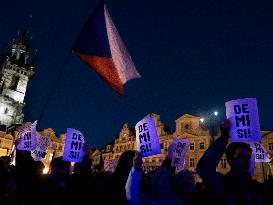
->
xmin=175 ymin=170 xmax=196 ymax=193
xmin=225 ymin=142 xmax=252 ymax=174
xmin=0 ymin=156 xmax=11 ymax=171
xmin=50 ymin=157 xmax=70 ymax=176
xmin=32 ymin=161 xmax=45 ymax=176
xmin=74 ymin=157 xmax=92 ymax=176
xmin=161 ymin=157 xmax=176 ymax=174
xmin=152 ymin=168 xmax=174 ymax=199
xmin=114 ymin=150 xmax=136 ymax=184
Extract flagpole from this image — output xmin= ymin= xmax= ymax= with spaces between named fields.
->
xmin=37 ymin=51 xmax=72 ymax=128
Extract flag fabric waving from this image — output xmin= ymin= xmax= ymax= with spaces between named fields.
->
xmin=72 ymin=0 xmax=141 ymax=95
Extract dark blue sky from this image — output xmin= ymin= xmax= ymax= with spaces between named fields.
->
xmin=1 ymin=0 xmax=273 ymax=148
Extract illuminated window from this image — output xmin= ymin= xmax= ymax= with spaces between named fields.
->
xmin=190 ymin=143 xmax=194 ymax=150
xmin=269 ymin=143 xmax=273 ymax=150
xmin=190 ymin=158 xmax=195 ymax=167
xmin=220 ymin=158 xmax=227 ymax=169
xmin=200 ymin=142 xmax=205 ymax=150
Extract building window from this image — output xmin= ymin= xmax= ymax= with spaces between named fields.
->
xmin=200 ymin=142 xmax=205 ymax=150
xmin=269 ymin=143 xmax=273 ymax=151
xmin=160 ymin=143 xmax=163 ymax=149
xmin=190 ymin=158 xmax=195 ymax=167
xmin=190 ymin=143 xmax=194 ymax=150
xmin=116 ymin=155 xmax=119 ymax=159
xmin=10 ymin=75 xmax=20 ymax=90
xmin=220 ymin=158 xmax=227 ymax=169
xmin=184 ymin=124 xmax=189 ymax=129
xmin=4 ymin=108 xmax=8 ymax=114
xmin=152 ymin=159 xmax=156 ymax=163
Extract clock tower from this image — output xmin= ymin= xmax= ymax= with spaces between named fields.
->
xmin=0 ymin=24 xmax=36 ymax=126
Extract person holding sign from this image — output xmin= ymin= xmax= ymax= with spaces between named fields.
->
xmin=126 ymin=153 xmax=185 ymax=205
xmin=197 ymin=120 xmax=266 ymax=205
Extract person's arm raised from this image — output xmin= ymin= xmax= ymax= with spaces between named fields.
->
xmin=197 ymin=120 xmax=231 ymax=197
xmin=125 ymin=153 xmax=143 ymax=205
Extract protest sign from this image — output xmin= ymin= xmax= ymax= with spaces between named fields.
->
xmin=104 ymin=158 xmax=119 ymax=172
xmin=225 ymin=98 xmax=261 ymax=142
xmin=142 ymin=162 xmax=161 ymax=173
xmin=16 ymin=121 xmax=37 ymax=151
xmin=135 ymin=116 xmax=161 ymax=157
xmin=170 ymin=139 xmax=190 ymax=168
xmin=167 ymin=142 xmax=176 ymax=158
xmin=250 ymin=142 xmax=271 ymax=163
xmin=63 ymin=128 xmax=85 ymax=163
xmin=31 ymin=136 xmax=52 ymax=161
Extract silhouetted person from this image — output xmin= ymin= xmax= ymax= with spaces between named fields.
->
xmin=197 ymin=120 xmax=265 ymax=205
xmin=46 ymin=157 xmax=71 ymax=205
xmin=175 ymin=170 xmax=205 ymax=205
xmin=161 ymin=156 xmax=176 ymax=174
xmin=68 ymin=144 xmax=94 ymax=205
xmin=15 ymin=150 xmax=35 ymax=205
xmin=113 ymin=150 xmax=136 ymax=205
xmin=126 ymin=153 xmax=185 ymax=205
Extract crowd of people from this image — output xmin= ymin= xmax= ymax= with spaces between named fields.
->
xmin=0 ymin=121 xmax=272 ymax=205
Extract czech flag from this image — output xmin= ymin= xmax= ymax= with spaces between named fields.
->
xmin=72 ymin=0 xmax=141 ymax=95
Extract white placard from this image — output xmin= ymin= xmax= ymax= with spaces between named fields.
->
xmin=250 ymin=142 xmax=271 ymax=163
xmin=16 ymin=121 xmax=37 ymax=151
xmin=170 ymin=139 xmax=190 ymax=168
xmin=63 ymin=128 xmax=85 ymax=163
xmin=135 ymin=116 xmax=161 ymax=157
xmin=225 ymin=98 xmax=261 ymax=142
xmin=104 ymin=158 xmax=119 ymax=172
xmin=31 ymin=136 xmax=51 ymax=161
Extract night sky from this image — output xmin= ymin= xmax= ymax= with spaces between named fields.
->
xmin=1 ymin=0 xmax=273 ymax=148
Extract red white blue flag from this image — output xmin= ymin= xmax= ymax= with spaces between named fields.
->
xmin=72 ymin=0 xmax=141 ymax=95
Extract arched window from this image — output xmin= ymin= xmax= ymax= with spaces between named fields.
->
xmin=10 ymin=75 xmax=20 ymax=90
xmin=4 ymin=108 xmax=8 ymax=114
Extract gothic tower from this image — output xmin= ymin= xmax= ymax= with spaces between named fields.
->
xmin=0 ymin=25 xmax=36 ymax=126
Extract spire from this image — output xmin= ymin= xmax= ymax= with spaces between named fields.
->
xmin=4 ymin=15 xmax=36 ymax=69
xmin=27 ymin=49 xmax=37 ymax=70
xmin=17 ymin=15 xmax=32 ymax=45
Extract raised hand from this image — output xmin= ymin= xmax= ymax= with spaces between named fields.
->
xmin=220 ymin=120 xmax=231 ymax=140
xmin=133 ymin=152 xmax=143 ymax=171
